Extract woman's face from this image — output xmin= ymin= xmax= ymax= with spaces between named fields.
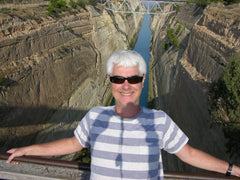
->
xmin=110 ymin=64 xmax=145 ymax=110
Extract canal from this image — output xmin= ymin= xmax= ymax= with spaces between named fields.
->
xmin=134 ymin=14 xmax=151 ymax=107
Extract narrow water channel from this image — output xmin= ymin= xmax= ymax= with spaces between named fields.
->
xmin=111 ymin=14 xmax=151 ymax=107
xmin=134 ymin=14 xmax=151 ymax=107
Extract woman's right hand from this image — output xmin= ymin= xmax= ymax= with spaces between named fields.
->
xmin=6 ymin=147 xmax=27 ymax=164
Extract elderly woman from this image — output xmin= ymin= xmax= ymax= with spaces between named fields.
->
xmin=7 ymin=50 xmax=240 ymax=179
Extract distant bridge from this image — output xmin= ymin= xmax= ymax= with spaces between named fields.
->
xmin=101 ymin=0 xmax=186 ymax=15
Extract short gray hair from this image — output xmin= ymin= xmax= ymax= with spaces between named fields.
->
xmin=106 ymin=50 xmax=147 ymax=75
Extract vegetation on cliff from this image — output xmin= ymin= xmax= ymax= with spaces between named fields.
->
xmin=162 ymin=24 xmax=182 ymax=52
xmin=0 ymin=0 xmax=98 ymax=17
xmin=47 ymin=0 xmax=98 ymax=16
xmin=187 ymin=0 xmax=240 ymax=8
xmin=209 ymin=54 xmax=240 ymax=156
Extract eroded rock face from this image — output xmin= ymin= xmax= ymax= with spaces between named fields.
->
xmin=0 ymin=3 xmax=143 ymax=154
xmin=150 ymin=3 xmax=240 ymax=172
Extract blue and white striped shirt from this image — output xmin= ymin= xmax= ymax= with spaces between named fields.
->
xmin=74 ymin=106 xmax=188 ymax=180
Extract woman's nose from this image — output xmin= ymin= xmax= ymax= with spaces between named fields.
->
xmin=122 ymin=80 xmax=131 ymax=89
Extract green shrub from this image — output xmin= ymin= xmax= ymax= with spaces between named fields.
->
xmin=167 ymin=28 xmax=175 ymax=45
xmin=176 ymin=24 xmax=182 ymax=35
xmin=58 ymin=0 xmax=67 ymax=10
xmin=135 ymin=6 xmax=140 ymax=12
xmin=69 ymin=0 xmax=77 ymax=8
xmin=129 ymin=33 xmax=138 ymax=49
xmin=1 ymin=8 xmax=11 ymax=14
xmin=47 ymin=0 xmax=68 ymax=16
xmin=47 ymin=5 xmax=54 ymax=15
xmin=186 ymin=0 xmax=240 ymax=8
xmin=167 ymin=28 xmax=180 ymax=50
xmin=162 ymin=42 xmax=168 ymax=50
xmin=209 ymin=54 xmax=240 ymax=155
xmin=209 ymin=54 xmax=240 ymax=126
xmin=50 ymin=0 xmax=67 ymax=9
xmin=68 ymin=26 xmax=73 ymax=31
xmin=221 ymin=54 xmax=240 ymax=124
xmin=186 ymin=0 xmax=212 ymax=8
xmin=88 ymin=0 xmax=98 ymax=6
xmin=0 ymin=77 xmax=5 ymax=86
xmin=77 ymin=0 xmax=87 ymax=9
xmin=75 ymin=147 xmax=91 ymax=163
xmin=224 ymin=0 xmax=240 ymax=4
xmin=175 ymin=5 xmax=180 ymax=13
xmin=57 ymin=45 xmax=68 ymax=53
xmin=162 ymin=26 xmax=182 ymax=51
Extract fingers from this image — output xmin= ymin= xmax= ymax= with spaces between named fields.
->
xmin=12 ymin=161 xmax=19 ymax=165
xmin=6 ymin=152 xmax=17 ymax=164
xmin=6 ymin=148 xmax=23 ymax=164
xmin=7 ymin=148 xmax=17 ymax=154
xmin=6 ymin=154 xmax=15 ymax=164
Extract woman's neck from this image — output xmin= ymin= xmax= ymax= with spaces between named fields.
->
xmin=115 ymin=104 xmax=141 ymax=118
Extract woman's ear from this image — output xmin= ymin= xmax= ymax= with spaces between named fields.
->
xmin=142 ymin=74 xmax=146 ymax=87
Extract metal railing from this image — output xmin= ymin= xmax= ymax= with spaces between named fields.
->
xmin=101 ymin=0 xmax=186 ymax=14
xmin=0 ymin=153 xmax=238 ymax=180
xmin=0 ymin=152 xmax=90 ymax=171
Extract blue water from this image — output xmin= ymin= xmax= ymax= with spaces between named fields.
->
xmin=134 ymin=14 xmax=151 ymax=107
xmin=111 ymin=14 xmax=151 ymax=107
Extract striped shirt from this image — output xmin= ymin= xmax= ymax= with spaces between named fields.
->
xmin=74 ymin=106 xmax=188 ymax=180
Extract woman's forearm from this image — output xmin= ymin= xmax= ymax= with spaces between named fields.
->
xmin=7 ymin=136 xmax=83 ymax=164
xmin=175 ymin=144 xmax=240 ymax=177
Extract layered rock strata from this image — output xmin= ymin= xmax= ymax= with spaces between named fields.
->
xmin=0 ymin=3 xmax=143 ymax=157
xmin=150 ymin=3 xmax=240 ymax=172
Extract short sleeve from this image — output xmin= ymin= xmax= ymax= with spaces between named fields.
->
xmin=74 ymin=112 xmax=91 ymax=148
xmin=162 ymin=115 xmax=189 ymax=154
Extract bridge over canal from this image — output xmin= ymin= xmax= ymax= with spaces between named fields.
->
xmin=101 ymin=0 xmax=187 ymax=14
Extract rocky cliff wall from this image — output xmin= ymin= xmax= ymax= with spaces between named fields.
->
xmin=150 ymin=3 xmax=240 ymax=172
xmin=0 ymin=3 xmax=143 ymax=155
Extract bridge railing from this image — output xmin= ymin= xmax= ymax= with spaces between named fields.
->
xmin=0 ymin=152 xmax=238 ymax=180
xmin=101 ymin=0 xmax=186 ymax=14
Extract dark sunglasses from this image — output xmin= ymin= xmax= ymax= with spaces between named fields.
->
xmin=109 ymin=75 xmax=143 ymax=84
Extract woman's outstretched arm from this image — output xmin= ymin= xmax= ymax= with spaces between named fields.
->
xmin=6 ymin=136 xmax=83 ymax=164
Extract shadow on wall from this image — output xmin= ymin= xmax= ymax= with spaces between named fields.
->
xmin=0 ymin=105 xmax=88 ymax=153
xmin=147 ymin=71 xmax=232 ymax=174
